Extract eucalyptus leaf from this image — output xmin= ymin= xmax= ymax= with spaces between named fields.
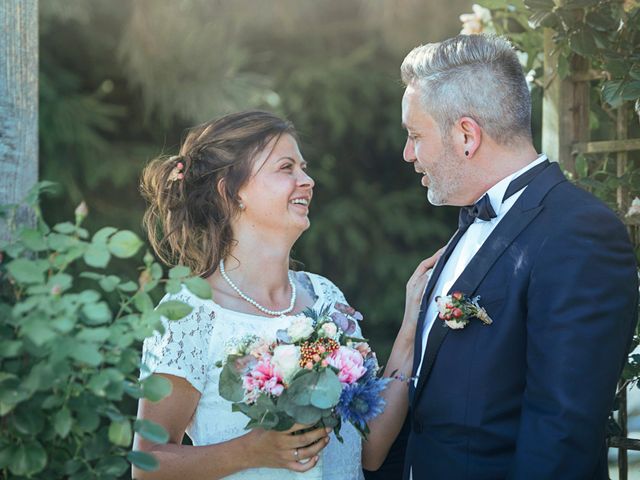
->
xmin=142 ymin=374 xmax=173 ymax=402
xmin=92 ymin=226 xmax=117 ymax=244
xmin=127 ymin=451 xmax=159 ymax=471
xmin=134 ymin=419 xmax=170 ymax=444
xmin=108 ymin=419 xmax=132 ymax=447
xmin=81 ymin=301 xmax=112 ymax=325
xmin=6 ymin=258 xmax=46 ymax=284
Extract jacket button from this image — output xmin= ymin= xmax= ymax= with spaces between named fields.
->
xmin=413 ymin=419 xmax=423 ymax=433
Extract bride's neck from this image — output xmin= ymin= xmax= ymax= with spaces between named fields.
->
xmin=221 ymin=233 xmax=294 ymax=298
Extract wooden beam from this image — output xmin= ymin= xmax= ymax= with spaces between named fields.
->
xmin=572 ymin=139 xmax=640 ymax=154
xmin=0 ymin=0 xmax=38 ymax=242
xmin=542 ymin=29 xmax=591 ymax=175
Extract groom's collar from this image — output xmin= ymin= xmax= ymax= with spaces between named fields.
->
xmin=473 ymin=154 xmax=549 ymax=218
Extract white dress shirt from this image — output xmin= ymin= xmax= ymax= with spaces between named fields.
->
xmin=414 ymin=155 xmax=549 ymax=384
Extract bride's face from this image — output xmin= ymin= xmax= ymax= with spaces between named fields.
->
xmin=236 ymin=133 xmax=314 ymax=235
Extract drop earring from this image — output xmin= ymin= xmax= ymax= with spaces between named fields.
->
xmin=464 ymin=150 xmax=469 ymax=156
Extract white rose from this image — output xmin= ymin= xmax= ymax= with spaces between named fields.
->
xmin=319 ymin=322 xmax=338 ymax=339
xmin=272 ymin=345 xmax=301 ymax=383
xmin=287 ymin=316 xmax=315 ymax=342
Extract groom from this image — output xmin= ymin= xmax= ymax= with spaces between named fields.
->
xmin=398 ymin=35 xmax=638 ymax=479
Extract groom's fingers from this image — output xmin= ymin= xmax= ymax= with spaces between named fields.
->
xmin=288 ymin=454 xmax=320 ymax=472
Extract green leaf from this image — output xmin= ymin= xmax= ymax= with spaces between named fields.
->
xmin=157 ymin=300 xmax=193 ymax=320
xmin=99 ymin=275 xmax=121 ymax=292
xmin=108 ymin=230 xmax=143 ymax=258
xmin=69 ymin=343 xmax=103 ymax=366
xmin=22 ymin=319 xmax=57 ymax=346
xmin=53 ymin=407 xmax=72 ymax=438
xmin=569 ymin=29 xmax=597 ymax=56
xmin=118 ymin=280 xmax=138 ymax=292
xmin=19 ymin=229 xmax=48 ymax=251
xmin=134 ymin=419 xmax=170 ymax=444
xmin=95 ymin=456 xmax=129 ymax=477
xmin=92 ymin=226 xmax=117 ymax=244
xmin=11 ymin=407 xmax=45 ymax=435
xmin=133 ymin=292 xmax=154 ymax=313
xmin=84 ymin=242 xmax=110 ymax=268
xmin=6 ymin=258 xmax=46 ymax=284
xmin=108 ymin=419 xmax=132 ymax=447
xmin=165 ymin=278 xmax=182 ymax=294
xmin=77 ymin=327 xmax=111 ymax=343
xmin=82 ymin=301 xmax=113 ymax=325
xmin=602 ymin=80 xmax=625 ymax=108
xmin=53 ymin=222 xmax=76 ymax=234
xmin=184 ymin=277 xmax=212 ymax=299
xmin=8 ymin=441 xmax=47 ymax=477
xmin=169 ymin=265 xmax=191 ymax=279
xmin=142 ymin=374 xmax=173 ymax=402
xmin=127 ymin=451 xmax=159 ymax=472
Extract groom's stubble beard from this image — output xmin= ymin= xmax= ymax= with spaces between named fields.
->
xmin=425 ymin=141 xmax=464 ymax=207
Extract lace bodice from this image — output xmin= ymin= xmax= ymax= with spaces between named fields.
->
xmin=141 ymin=272 xmax=365 ymax=480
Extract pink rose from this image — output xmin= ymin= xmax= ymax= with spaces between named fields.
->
xmin=327 ymin=346 xmax=367 ymax=384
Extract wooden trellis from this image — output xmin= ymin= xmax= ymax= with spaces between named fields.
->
xmin=542 ymin=29 xmax=640 ymax=480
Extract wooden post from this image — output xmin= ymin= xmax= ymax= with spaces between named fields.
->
xmin=0 ymin=0 xmax=38 ymax=242
xmin=542 ymin=29 xmax=590 ymax=175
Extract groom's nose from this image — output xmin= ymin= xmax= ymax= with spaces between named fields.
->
xmin=403 ymin=138 xmax=416 ymax=163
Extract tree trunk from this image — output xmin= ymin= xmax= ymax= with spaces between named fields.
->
xmin=0 ymin=0 xmax=38 ymax=242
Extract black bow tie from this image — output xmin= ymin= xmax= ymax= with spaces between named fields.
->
xmin=458 ymin=159 xmax=550 ymax=231
xmin=459 ymin=194 xmax=496 ymax=230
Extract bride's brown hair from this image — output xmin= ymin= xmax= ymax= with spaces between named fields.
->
xmin=140 ymin=110 xmax=297 ymax=277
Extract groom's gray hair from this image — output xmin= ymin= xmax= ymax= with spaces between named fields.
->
xmin=401 ymin=34 xmax=532 ymax=145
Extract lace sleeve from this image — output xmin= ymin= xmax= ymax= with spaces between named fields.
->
xmin=140 ymin=292 xmax=215 ymax=393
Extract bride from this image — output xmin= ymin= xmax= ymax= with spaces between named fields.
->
xmin=134 ymin=110 xmax=438 ymax=479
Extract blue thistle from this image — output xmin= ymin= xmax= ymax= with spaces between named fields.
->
xmin=336 ymin=378 xmax=391 ymax=432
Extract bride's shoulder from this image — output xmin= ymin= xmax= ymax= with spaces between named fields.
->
xmin=295 ymin=271 xmax=348 ymax=303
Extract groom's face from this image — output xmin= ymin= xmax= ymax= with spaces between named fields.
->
xmin=401 ymin=84 xmax=464 ymax=206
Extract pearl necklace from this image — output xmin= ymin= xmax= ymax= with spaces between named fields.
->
xmin=219 ymin=259 xmax=297 ymax=316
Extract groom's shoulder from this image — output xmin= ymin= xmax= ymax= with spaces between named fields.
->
xmin=544 ymin=177 xmax=621 ymax=223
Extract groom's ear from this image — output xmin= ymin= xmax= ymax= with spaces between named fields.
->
xmin=457 ymin=116 xmax=482 ymax=159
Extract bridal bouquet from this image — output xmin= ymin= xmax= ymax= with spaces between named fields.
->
xmin=216 ymin=303 xmax=390 ymax=440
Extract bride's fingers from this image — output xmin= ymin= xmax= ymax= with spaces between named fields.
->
xmin=288 ymin=454 xmax=320 ymax=473
xmin=286 ymin=426 xmax=330 ymax=449
xmin=296 ymin=435 xmax=330 ymax=461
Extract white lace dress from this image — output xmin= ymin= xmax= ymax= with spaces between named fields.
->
xmin=141 ymin=272 xmax=365 ymax=480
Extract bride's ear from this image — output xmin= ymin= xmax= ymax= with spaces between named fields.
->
xmin=217 ymin=178 xmax=245 ymax=212
xmin=458 ymin=116 xmax=482 ymax=158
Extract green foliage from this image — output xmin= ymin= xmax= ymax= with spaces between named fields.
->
xmin=0 ymin=183 xmax=211 ymax=479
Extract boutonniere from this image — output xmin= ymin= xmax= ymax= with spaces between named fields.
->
xmin=436 ymin=291 xmax=493 ymax=330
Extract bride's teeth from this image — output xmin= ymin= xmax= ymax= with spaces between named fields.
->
xmin=291 ymin=199 xmax=308 ymax=205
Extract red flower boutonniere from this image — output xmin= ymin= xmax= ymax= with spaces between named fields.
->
xmin=435 ymin=291 xmax=493 ymax=330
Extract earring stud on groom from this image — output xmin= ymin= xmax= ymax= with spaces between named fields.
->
xmin=392 ymin=34 xmax=638 ymax=480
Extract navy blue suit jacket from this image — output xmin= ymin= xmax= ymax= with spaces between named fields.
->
xmin=402 ymin=162 xmax=638 ymax=479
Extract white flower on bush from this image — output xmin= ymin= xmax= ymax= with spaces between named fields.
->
xmin=459 ymin=4 xmax=493 ymax=35
xmin=271 ymin=345 xmax=301 ymax=383
xmin=287 ymin=316 xmax=315 ymax=342
xmin=318 ymin=321 xmax=339 ymax=340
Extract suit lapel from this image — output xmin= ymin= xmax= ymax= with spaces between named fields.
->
xmin=412 ymin=162 xmax=566 ymax=405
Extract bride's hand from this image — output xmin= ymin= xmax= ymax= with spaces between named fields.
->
xmin=403 ymin=248 xmax=445 ymax=332
xmin=245 ymin=423 xmax=330 ymax=472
